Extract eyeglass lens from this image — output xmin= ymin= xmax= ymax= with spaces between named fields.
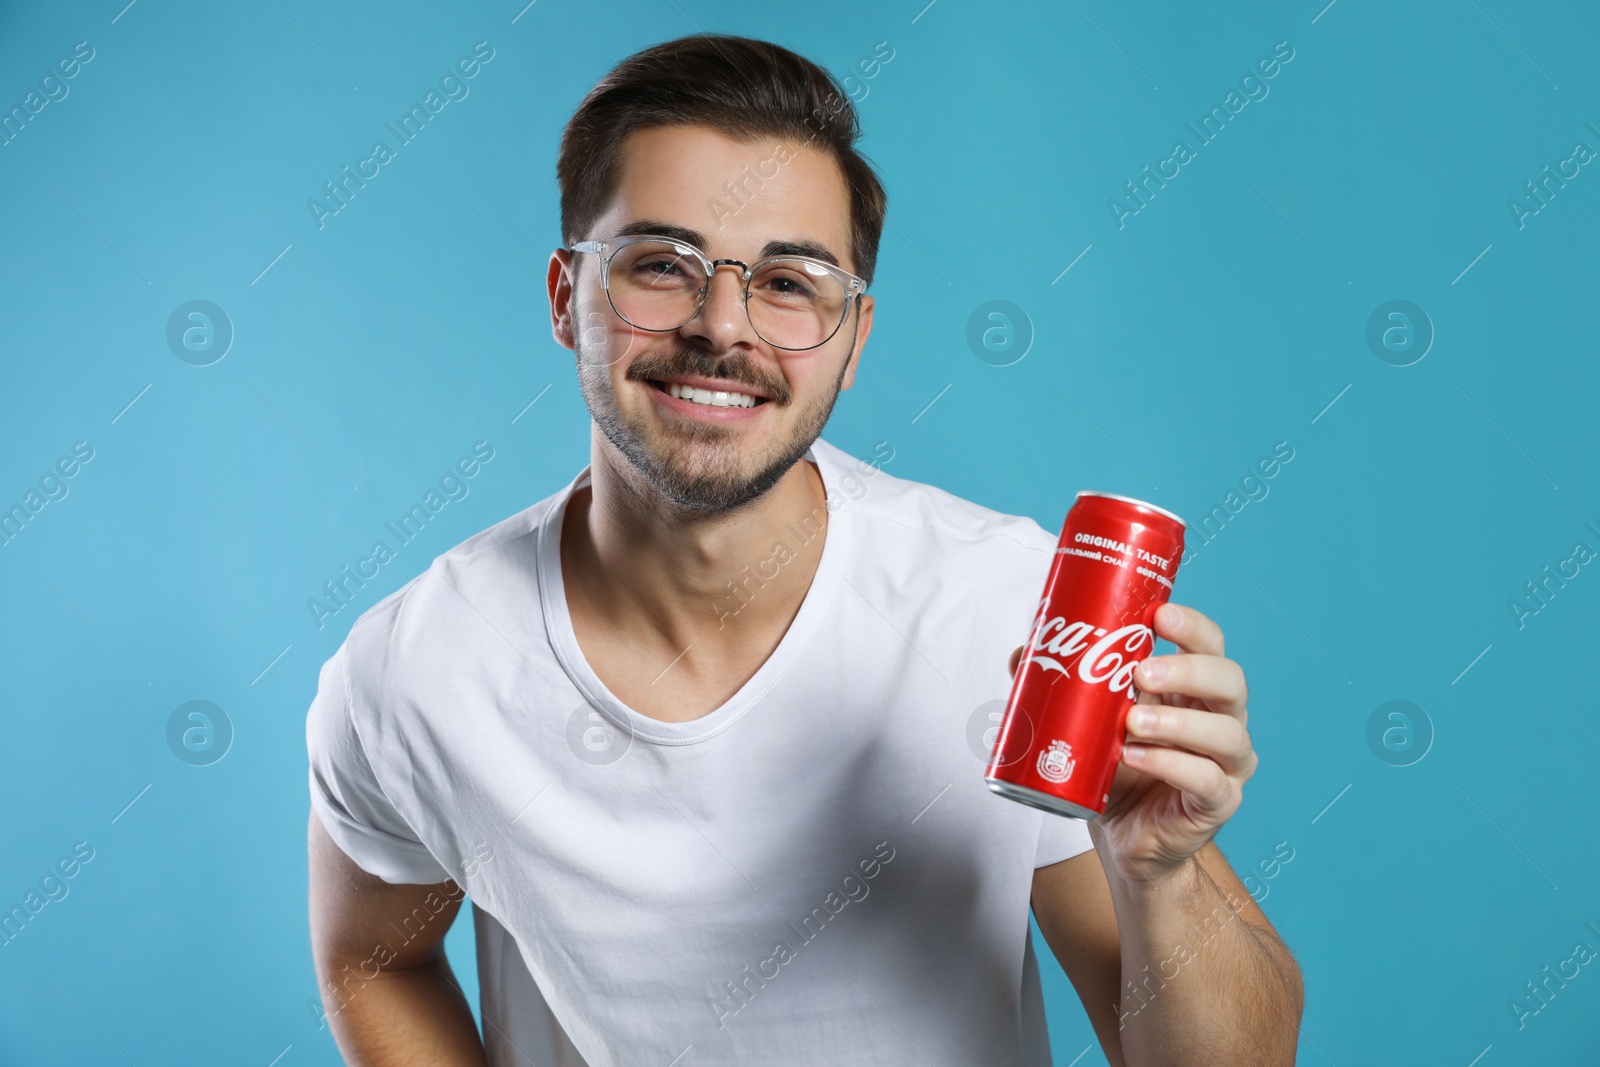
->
xmin=603 ymin=240 xmax=849 ymax=350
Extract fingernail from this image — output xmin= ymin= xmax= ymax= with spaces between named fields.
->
xmin=1123 ymin=742 xmax=1146 ymax=762
xmin=1164 ymin=604 xmax=1184 ymax=628
xmin=1140 ymin=659 xmax=1167 ymax=682
xmin=1129 ymin=708 xmax=1157 ymax=731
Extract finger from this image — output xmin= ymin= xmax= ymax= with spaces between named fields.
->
xmin=1134 ymin=653 xmax=1247 ymax=717
xmin=1120 ymin=741 xmax=1242 ymax=819
xmin=1154 ymin=602 xmax=1224 ymax=657
xmin=1008 ymin=645 xmax=1023 ymax=679
xmin=1125 ymin=705 xmax=1256 ymax=777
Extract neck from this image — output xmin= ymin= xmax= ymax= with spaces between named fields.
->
xmin=562 ymin=426 xmax=832 ymax=652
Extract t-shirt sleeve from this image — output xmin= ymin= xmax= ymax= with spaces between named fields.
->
xmin=1033 ymin=811 xmax=1096 ymax=868
xmin=306 ymin=638 xmax=453 ymax=885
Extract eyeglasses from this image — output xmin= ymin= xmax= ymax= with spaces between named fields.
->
xmin=569 ymin=234 xmax=867 ymax=352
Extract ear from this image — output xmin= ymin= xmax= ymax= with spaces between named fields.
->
xmin=549 ymin=248 xmax=577 ymax=351
xmin=837 ymin=295 xmax=873 ymax=391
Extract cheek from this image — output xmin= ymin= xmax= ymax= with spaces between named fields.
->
xmin=780 ymin=352 xmax=841 ymax=403
xmin=578 ymin=309 xmax=609 ymax=349
xmin=582 ymin=315 xmax=649 ymax=372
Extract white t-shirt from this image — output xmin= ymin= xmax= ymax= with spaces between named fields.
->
xmin=306 ymin=436 xmax=1096 ymax=1066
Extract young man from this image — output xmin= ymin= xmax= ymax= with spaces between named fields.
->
xmin=307 ymin=34 xmax=1304 ymax=1066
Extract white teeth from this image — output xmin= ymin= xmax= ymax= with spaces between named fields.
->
xmin=665 ymin=382 xmax=758 ymax=408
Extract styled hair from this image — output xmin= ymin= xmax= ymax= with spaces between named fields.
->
xmin=557 ymin=34 xmax=888 ymax=288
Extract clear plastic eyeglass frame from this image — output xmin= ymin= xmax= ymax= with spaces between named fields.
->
xmin=569 ymin=233 xmax=867 ymax=351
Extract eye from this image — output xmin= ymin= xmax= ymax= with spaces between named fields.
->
xmin=755 ymin=266 xmax=821 ymax=299
xmin=635 ymin=256 xmax=684 ymax=276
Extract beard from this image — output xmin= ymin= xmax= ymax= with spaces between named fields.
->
xmin=576 ymin=329 xmax=854 ymax=515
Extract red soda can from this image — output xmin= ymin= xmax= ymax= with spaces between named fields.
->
xmin=985 ymin=491 xmax=1186 ymax=820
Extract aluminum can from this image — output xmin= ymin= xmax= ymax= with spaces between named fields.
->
xmin=985 ymin=491 xmax=1186 ymax=820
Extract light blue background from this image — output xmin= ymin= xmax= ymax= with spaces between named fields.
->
xmin=2 ymin=0 xmax=1597 ymax=1063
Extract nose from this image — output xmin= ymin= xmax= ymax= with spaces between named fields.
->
xmin=683 ymin=261 xmax=759 ymax=348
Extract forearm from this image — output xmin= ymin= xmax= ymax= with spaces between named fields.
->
xmin=1109 ymin=855 xmax=1303 ymax=1066
xmin=320 ymin=955 xmax=489 ymax=1066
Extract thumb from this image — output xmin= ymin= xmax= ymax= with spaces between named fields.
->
xmin=1008 ymin=645 xmax=1024 ymax=679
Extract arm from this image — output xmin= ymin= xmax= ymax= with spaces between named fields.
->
xmin=1033 ymin=841 xmax=1303 ymax=1067
xmin=308 ymin=807 xmax=488 ymax=1066
xmin=1017 ymin=601 xmax=1304 ymax=1065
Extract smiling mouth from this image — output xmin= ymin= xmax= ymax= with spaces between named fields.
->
xmin=647 ymin=379 xmax=769 ymax=409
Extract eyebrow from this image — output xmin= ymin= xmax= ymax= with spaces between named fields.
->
xmin=613 ymin=219 xmax=846 ymax=271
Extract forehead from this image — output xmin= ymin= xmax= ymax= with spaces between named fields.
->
xmin=594 ymin=124 xmax=855 ymax=273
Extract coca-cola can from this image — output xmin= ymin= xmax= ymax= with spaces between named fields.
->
xmin=985 ymin=491 xmax=1186 ymax=820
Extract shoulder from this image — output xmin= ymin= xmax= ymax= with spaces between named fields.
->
xmin=338 ymin=478 xmax=568 ymax=698
xmin=815 ymin=438 xmax=1056 ymax=560
xmin=811 ymin=438 xmax=1057 ymax=679
xmin=813 ymin=438 xmax=1059 ymax=632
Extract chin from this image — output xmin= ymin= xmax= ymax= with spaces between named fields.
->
xmin=622 ymin=420 xmax=810 ymax=514
xmin=582 ymin=366 xmax=835 ymax=514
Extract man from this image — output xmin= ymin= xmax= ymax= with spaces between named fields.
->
xmin=307 ymin=33 xmax=1304 ymax=1066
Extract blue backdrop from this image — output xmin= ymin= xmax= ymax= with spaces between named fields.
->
xmin=2 ymin=0 xmax=1596 ymax=1063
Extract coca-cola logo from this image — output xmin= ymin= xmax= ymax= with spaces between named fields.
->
xmin=1023 ymin=599 xmax=1152 ymax=697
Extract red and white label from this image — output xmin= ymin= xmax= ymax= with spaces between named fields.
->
xmin=1024 ymin=601 xmax=1151 ymax=697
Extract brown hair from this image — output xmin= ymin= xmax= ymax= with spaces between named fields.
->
xmin=557 ymin=34 xmax=888 ymax=288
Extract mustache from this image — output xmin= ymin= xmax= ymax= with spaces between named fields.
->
xmin=624 ymin=348 xmax=792 ymax=405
